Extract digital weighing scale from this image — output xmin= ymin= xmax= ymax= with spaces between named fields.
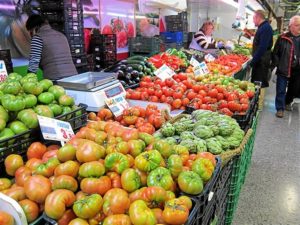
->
xmin=56 ymin=72 xmax=126 ymax=112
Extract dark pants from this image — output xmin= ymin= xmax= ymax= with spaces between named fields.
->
xmin=286 ymin=68 xmax=300 ymax=104
xmin=251 ymin=52 xmax=271 ymax=88
xmin=275 ymin=75 xmax=288 ymax=111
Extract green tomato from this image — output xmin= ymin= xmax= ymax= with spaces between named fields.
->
xmin=48 ymin=85 xmax=66 ymax=100
xmin=134 ymin=150 xmax=162 ymax=172
xmin=39 ymin=79 xmax=53 ymax=91
xmin=0 ymin=128 xmax=15 ymax=146
xmin=153 ymin=139 xmax=173 ymax=158
xmin=147 ymin=167 xmax=175 ymax=191
xmin=59 ymin=95 xmax=74 ymax=106
xmin=167 ymin=155 xmax=183 ymax=178
xmin=3 ymin=81 xmax=22 ymax=95
xmin=48 ymin=104 xmax=62 ymax=116
xmin=192 ymin=158 xmax=214 ymax=182
xmin=35 ymin=105 xmax=54 ymax=118
xmin=22 ymin=82 xmax=43 ymax=96
xmin=121 ymin=168 xmax=141 ymax=193
xmin=38 ymin=92 xmax=55 ymax=104
xmin=79 ymin=161 xmax=105 ymax=178
xmin=57 ymin=144 xmax=77 ymax=162
xmin=138 ymin=132 xmax=155 ymax=145
xmin=129 ymin=200 xmax=156 ymax=225
xmin=1 ymin=94 xmax=26 ymax=112
xmin=73 ymin=194 xmax=103 ymax=219
xmin=17 ymin=109 xmax=38 ymax=129
xmin=8 ymin=120 xmax=28 ymax=135
xmin=105 ymin=152 xmax=129 ymax=174
xmin=0 ymin=105 xmax=9 ymax=122
xmin=24 ymin=94 xmax=37 ymax=108
xmin=178 ymin=171 xmax=203 ymax=195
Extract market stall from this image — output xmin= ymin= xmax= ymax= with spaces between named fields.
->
xmin=0 ymin=0 xmax=266 ymax=224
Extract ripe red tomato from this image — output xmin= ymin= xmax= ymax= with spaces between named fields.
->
xmin=182 ymin=98 xmax=190 ymax=106
xmin=246 ymin=90 xmax=255 ymax=98
xmin=216 ymin=93 xmax=224 ymax=101
xmin=199 ymin=90 xmax=207 ymax=97
xmin=186 ymin=90 xmax=197 ymax=100
xmin=27 ymin=142 xmax=47 ymax=160
xmin=177 ymin=73 xmax=187 ymax=81
xmin=131 ymin=91 xmax=141 ymax=100
xmin=147 ymin=87 xmax=155 ymax=96
xmin=140 ymin=81 xmax=149 ymax=88
xmin=228 ymin=101 xmax=242 ymax=112
xmin=165 ymin=97 xmax=174 ymax=106
xmin=155 ymin=90 xmax=163 ymax=98
xmin=219 ymin=108 xmax=233 ymax=116
xmin=227 ymin=93 xmax=238 ymax=101
xmin=140 ymin=92 xmax=149 ymax=101
xmin=202 ymin=96 xmax=212 ymax=104
xmin=165 ymin=78 xmax=175 ymax=87
xmin=218 ymin=100 xmax=228 ymax=109
xmin=200 ymin=104 xmax=209 ymax=110
xmin=190 ymin=102 xmax=199 ymax=109
xmin=172 ymin=99 xmax=182 ymax=109
xmin=149 ymin=96 xmax=159 ymax=102
xmin=208 ymin=89 xmax=218 ymax=98
xmin=160 ymin=95 xmax=167 ymax=102
xmin=240 ymin=98 xmax=249 ymax=104
xmin=163 ymin=88 xmax=173 ymax=97
xmin=192 ymin=84 xmax=201 ymax=92
xmin=173 ymin=90 xmax=183 ymax=99
xmin=241 ymin=103 xmax=249 ymax=111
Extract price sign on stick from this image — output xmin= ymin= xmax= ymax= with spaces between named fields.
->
xmin=105 ymin=94 xmax=129 ymax=117
xmin=194 ymin=61 xmax=209 ymax=77
xmin=38 ymin=116 xmax=74 ymax=142
xmin=0 ymin=60 xmax=8 ymax=82
xmin=154 ymin=64 xmax=176 ymax=81
xmin=190 ymin=56 xmax=200 ymax=67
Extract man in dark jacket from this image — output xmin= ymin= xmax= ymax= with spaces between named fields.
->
xmin=272 ymin=15 xmax=300 ymax=118
xmin=26 ymin=15 xmax=77 ymax=81
xmin=250 ymin=10 xmax=273 ymax=88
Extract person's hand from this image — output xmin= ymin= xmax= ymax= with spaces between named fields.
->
xmin=217 ymin=41 xmax=224 ymax=49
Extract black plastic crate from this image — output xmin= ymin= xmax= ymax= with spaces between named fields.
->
xmin=185 ymin=197 xmax=200 ymax=225
xmin=42 ymin=11 xmax=64 ymax=22
xmin=129 ymin=37 xmax=161 ymax=54
xmin=166 ymin=22 xmax=188 ymax=32
xmin=91 ymin=34 xmax=117 ymax=44
xmin=72 ymin=53 xmax=88 ymax=67
xmin=180 ymin=156 xmax=221 ymax=216
xmin=165 ymin=12 xmax=187 ymax=23
xmin=39 ymin=0 xmax=64 ymax=11
xmin=0 ymin=49 xmax=11 ymax=61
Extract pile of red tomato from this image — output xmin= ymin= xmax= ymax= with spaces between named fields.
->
xmin=126 ymin=75 xmax=255 ymax=116
xmin=148 ymin=53 xmax=186 ymax=71
xmin=88 ymin=104 xmax=169 ymax=135
xmin=0 ymin=120 xmax=218 ymax=225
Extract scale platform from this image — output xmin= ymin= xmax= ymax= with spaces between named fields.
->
xmin=56 ymin=72 xmax=126 ymax=112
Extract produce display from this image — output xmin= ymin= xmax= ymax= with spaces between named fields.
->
xmin=232 ymin=44 xmax=251 ymax=56
xmin=88 ymin=104 xmax=170 ymax=134
xmin=0 ymin=73 xmax=78 ymax=143
xmin=207 ymin=54 xmax=249 ymax=76
xmin=155 ymin=110 xmax=244 ymax=155
xmin=0 ymin=120 xmax=219 ymax=224
xmin=126 ymin=74 xmax=256 ymax=116
xmin=105 ymin=55 xmax=156 ymax=89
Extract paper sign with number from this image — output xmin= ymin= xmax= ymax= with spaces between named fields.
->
xmin=37 ymin=115 xmax=74 ymax=142
xmin=194 ymin=61 xmax=209 ymax=77
xmin=190 ymin=57 xmax=200 ymax=67
xmin=105 ymin=94 xmax=129 ymax=117
xmin=0 ymin=60 xmax=8 ymax=82
xmin=154 ymin=64 xmax=175 ymax=81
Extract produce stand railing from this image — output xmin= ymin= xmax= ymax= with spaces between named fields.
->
xmin=224 ymin=112 xmax=260 ymax=225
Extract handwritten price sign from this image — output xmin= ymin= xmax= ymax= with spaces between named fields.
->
xmin=0 ymin=60 xmax=8 ymax=82
xmin=105 ymin=94 xmax=129 ymax=117
xmin=154 ymin=64 xmax=175 ymax=81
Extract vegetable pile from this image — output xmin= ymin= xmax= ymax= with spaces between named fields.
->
xmin=155 ymin=110 xmax=244 ymax=155
xmin=0 ymin=73 xmax=78 ymax=142
xmin=148 ymin=52 xmax=188 ymax=71
xmin=88 ymin=104 xmax=170 ymax=134
xmin=0 ymin=120 xmax=219 ymax=224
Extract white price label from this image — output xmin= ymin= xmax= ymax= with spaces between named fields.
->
xmin=38 ymin=116 xmax=74 ymax=142
xmin=194 ymin=61 xmax=209 ymax=77
xmin=105 ymin=94 xmax=129 ymax=117
xmin=205 ymin=54 xmax=216 ymax=62
xmin=0 ymin=60 xmax=8 ymax=82
xmin=154 ymin=64 xmax=175 ymax=81
xmin=190 ymin=56 xmax=200 ymax=67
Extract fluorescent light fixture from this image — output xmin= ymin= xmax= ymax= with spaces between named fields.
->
xmin=0 ymin=4 xmax=15 ymax=10
xmin=220 ymin=0 xmax=255 ymax=15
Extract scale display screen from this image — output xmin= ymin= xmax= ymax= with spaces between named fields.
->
xmin=105 ymin=85 xmax=123 ymax=98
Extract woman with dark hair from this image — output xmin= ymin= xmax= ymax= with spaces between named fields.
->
xmin=189 ymin=21 xmax=224 ymax=52
xmin=26 ymin=14 xmax=77 ymax=80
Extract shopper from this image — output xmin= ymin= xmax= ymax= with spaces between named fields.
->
xmin=189 ymin=21 xmax=224 ymax=53
xmin=272 ymin=15 xmax=300 ymax=118
xmin=26 ymin=14 xmax=77 ymax=81
xmin=250 ymin=10 xmax=273 ymax=88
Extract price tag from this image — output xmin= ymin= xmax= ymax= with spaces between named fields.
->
xmin=189 ymin=56 xmax=200 ymax=67
xmin=38 ymin=116 xmax=74 ymax=142
xmin=205 ymin=54 xmax=216 ymax=62
xmin=194 ymin=61 xmax=209 ymax=77
xmin=105 ymin=94 xmax=129 ymax=117
xmin=154 ymin=64 xmax=175 ymax=81
xmin=0 ymin=60 xmax=8 ymax=82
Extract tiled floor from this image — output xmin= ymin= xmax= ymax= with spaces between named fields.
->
xmin=232 ymin=81 xmax=300 ymax=225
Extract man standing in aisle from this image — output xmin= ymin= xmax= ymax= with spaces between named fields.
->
xmin=272 ymin=15 xmax=300 ymax=118
xmin=250 ymin=10 xmax=273 ymax=88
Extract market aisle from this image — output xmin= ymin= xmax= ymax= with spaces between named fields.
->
xmin=232 ymin=81 xmax=300 ymax=225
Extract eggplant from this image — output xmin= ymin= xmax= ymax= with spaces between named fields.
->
xmin=126 ymin=66 xmax=133 ymax=73
xmin=119 ymin=64 xmax=127 ymax=70
xmin=133 ymin=77 xmax=140 ymax=83
xmin=130 ymin=70 xmax=139 ymax=78
xmin=117 ymin=70 xmax=126 ymax=80
xmin=120 ymin=80 xmax=127 ymax=87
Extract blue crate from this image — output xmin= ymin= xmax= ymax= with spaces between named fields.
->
xmin=160 ymin=32 xmax=184 ymax=43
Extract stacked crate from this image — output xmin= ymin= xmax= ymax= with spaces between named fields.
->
xmin=89 ymin=33 xmax=117 ymax=71
xmin=0 ymin=49 xmax=13 ymax=74
xmin=160 ymin=31 xmax=184 ymax=50
xmin=38 ymin=0 xmax=88 ymax=73
xmin=128 ymin=37 xmax=162 ymax=57
xmin=165 ymin=12 xmax=188 ymax=32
